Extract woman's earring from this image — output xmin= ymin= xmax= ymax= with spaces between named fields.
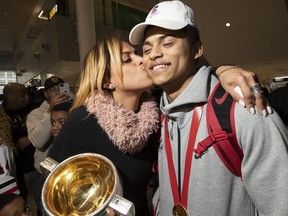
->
xmin=103 ymin=82 xmax=115 ymax=90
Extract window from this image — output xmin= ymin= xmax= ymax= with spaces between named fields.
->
xmin=0 ymin=71 xmax=17 ymax=94
xmin=111 ymin=1 xmax=147 ymax=31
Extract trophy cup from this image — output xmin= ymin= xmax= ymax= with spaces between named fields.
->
xmin=41 ymin=153 xmax=135 ymax=216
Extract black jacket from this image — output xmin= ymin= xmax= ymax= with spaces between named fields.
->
xmin=48 ymin=106 xmax=158 ymax=216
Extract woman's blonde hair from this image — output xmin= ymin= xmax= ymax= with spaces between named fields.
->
xmin=71 ymin=35 xmax=124 ymax=112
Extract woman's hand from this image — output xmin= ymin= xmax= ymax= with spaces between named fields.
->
xmin=216 ymin=65 xmax=272 ymax=116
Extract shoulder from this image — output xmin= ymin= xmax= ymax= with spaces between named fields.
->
xmin=234 ymin=104 xmax=288 ymax=144
xmin=0 ymin=105 xmax=4 ymax=113
xmin=69 ymin=106 xmax=92 ymax=119
xmin=29 ymin=101 xmax=48 ymax=113
xmin=0 ymin=105 xmax=7 ymax=118
xmin=27 ymin=106 xmax=47 ymax=120
xmin=63 ymin=106 xmax=98 ymax=129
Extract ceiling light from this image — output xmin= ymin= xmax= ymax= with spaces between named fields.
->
xmin=226 ymin=23 xmax=231 ymax=27
xmin=273 ymin=75 xmax=288 ymax=82
xmin=38 ymin=10 xmax=48 ymax=20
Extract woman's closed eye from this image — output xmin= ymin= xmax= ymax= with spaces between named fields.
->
xmin=143 ymin=46 xmax=152 ymax=55
xmin=122 ymin=58 xmax=132 ymax=64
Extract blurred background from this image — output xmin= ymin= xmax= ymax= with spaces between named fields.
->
xmin=0 ymin=0 xmax=287 ymax=97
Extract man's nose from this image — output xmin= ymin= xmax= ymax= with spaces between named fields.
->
xmin=149 ymin=45 xmax=163 ymax=60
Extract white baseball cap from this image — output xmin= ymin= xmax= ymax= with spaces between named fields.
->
xmin=129 ymin=0 xmax=196 ymax=45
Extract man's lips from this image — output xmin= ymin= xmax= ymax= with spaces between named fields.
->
xmin=150 ymin=63 xmax=170 ymax=71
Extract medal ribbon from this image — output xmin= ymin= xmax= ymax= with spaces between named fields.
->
xmin=164 ymin=106 xmax=203 ymax=208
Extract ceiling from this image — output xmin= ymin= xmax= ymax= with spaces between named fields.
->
xmin=0 ymin=0 xmax=49 ymax=69
xmin=0 ymin=0 xmax=288 ymax=87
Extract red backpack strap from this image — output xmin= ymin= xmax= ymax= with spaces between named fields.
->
xmin=194 ymin=83 xmax=243 ymax=177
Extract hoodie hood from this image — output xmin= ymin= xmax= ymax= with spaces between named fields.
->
xmin=160 ymin=66 xmax=218 ymax=126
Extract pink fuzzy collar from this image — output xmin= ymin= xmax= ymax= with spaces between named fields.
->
xmin=86 ymin=93 xmax=160 ymax=155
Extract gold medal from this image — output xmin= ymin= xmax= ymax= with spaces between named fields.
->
xmin=172 ymin=203 xmax=189 ymax=216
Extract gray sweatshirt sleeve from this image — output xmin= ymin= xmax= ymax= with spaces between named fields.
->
xmin=236 ymin=106 xmax=288 ymax=216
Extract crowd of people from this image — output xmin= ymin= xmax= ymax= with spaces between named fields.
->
xmin=1 ymin=1 xmax=287 ymax=216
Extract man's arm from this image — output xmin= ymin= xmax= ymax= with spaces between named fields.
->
xmin=238 ymin=107 xmax=288 ymax=215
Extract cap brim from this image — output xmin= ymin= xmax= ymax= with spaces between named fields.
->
xmin=129 ymin=20 xmax=188 ymax=45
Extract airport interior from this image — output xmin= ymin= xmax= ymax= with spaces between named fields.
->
xmin=0 ymin=0 xmax=288 ymax=215
xmin=0 ymin=0 xmax=287 ymax=94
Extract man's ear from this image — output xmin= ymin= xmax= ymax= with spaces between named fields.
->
xmin=194 ymin=42 xmax=204 ymax=59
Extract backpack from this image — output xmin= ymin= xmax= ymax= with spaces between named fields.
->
xmin=194 ymin=83 xmax=244 ymax=177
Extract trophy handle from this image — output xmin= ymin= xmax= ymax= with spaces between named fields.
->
xmin=109 ymin=195 xmax=135 ymax=216
xmin=39 ymin=157 xmax=59 ymax=178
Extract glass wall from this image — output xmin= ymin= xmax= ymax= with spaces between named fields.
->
xmin=0 ymin=71 xmax=16 ymax=94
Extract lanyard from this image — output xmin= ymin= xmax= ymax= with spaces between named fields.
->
xmin=164 ymin=106 xmax=203 ymax=208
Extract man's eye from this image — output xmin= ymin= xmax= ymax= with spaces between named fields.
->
xmin=60 ymin=120 xmax=66 ymax=125
xmin=51 ymin=122 xmax=56 ymax=126
xmin=163 ymin=42 xmax=173 ymax=47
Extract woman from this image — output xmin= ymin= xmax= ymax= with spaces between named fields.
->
xmin=0 ymin=106 xmax=18 ymax=197
xmin=47 ymin=35 xmax=159 ymax=216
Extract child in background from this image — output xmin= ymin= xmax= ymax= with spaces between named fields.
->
xmin=33 ymin=102 xmax=73 ymax=215
xmin=50 ymin=102 xmax=72 ymax=138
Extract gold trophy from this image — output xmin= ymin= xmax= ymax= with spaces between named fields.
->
xmin=41 ymin=153 xmax=135 ymax=216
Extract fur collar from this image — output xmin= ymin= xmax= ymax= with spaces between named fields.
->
xmin=86 ymin=93 xmax=160 ymax=155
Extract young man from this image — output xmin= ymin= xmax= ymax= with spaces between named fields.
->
xmin=129 ymin=1 xmax=288 ymax=215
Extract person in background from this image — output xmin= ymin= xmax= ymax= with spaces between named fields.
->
xmin=129 ymin=1 xmax=288 ymax=215
xmin=0 ymin=105 xmax=16 ymax=178
xmin=0 ymin=118 xmax=19 ymax=196
xmin=0 ymin=125 xmax=19 ymax=195
xmin=31 ymin=102 xmax=72 ymax=215
xmin=26 ymin=76 xmax=70 ymax=215
xmin=268 ymin=83 xmax=288 ymax=128
xmin=73 ymin=80 xmax=80 ymax=96
xmin=70 ymin=80 xmax=80 ymax=100
xmin=26 ymin=76 xmax=71 ymax=174
xmin=50 ymin=102 xmax=72 ymax=138
xmin=0 ymin=97 xmax=19 ymax=197
xmin=0 ymin=83 xmax=37 ymax=213
xmin=0 ymin=193 xmax=31 ymax=216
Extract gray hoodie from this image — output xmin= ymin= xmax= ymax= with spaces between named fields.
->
xmin=153 ymin=66 xmax=288 ymax=216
